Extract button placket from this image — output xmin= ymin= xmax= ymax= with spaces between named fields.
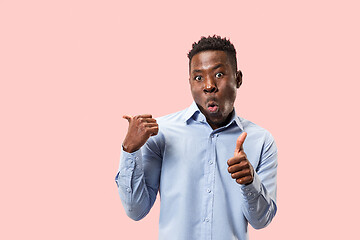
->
xmin=201 ymin=133 xmax=218 ymax=237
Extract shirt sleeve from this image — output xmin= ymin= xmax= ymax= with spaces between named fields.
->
xmin=115 ymin=133 xmax=163 ymax=221
xmin=240 ymin=131 xmax=278 ymax=229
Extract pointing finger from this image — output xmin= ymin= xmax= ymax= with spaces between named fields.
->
xmin=234 ymin=132 xmax=247 ymax=154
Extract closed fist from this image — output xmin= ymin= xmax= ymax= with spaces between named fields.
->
xmin=227 ymin=132 xmax=254 ymax=185
xmin=122 ymin=114 xmax=159 ymax=153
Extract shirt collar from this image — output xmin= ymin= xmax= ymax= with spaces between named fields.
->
xmin=183 ymin=101 xmax=201 ymax=123
xmin=183 ymin=101 xmax=244 ymax=131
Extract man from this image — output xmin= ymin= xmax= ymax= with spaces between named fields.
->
xmin=115 ymin=35 xmax=278 ymax=240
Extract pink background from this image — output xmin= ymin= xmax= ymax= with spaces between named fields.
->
xmin=1 ymin=0 xmax=359 ymax=239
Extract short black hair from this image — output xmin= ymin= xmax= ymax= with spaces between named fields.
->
xmin=188 ymin=35 xmax=238 ymax=72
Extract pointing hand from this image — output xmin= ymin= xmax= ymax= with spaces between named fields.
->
xmin=122 ymin=114 xmax=159 ymax=153
xmin=227 ymin=132 xmax=254 ymax=185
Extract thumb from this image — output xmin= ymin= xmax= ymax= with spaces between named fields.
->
xmin=123 ymin=115 xmax=133 ymax=123
xmin=234 ymin=132 xmax=247 ymax=154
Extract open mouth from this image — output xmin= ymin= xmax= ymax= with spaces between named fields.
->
xmin=207 ymin=101 xmax=219 ymax=113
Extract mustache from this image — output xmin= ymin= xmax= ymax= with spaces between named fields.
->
xmin=205 ymin=97 xmax=218 ymax=104
xmin=206 ymin=98 xmax=219 ymax=107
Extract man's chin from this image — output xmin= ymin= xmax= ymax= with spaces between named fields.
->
xmin=205 ymin=113 xmax=224 ymax=125
xmin=204 ymin=109 xmax=234 ymax=129
xmin=204 ymin=108 xmax=221 ymax=118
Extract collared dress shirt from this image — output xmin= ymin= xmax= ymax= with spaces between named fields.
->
xmin=115 ymin=102 xmax=278 ymax=240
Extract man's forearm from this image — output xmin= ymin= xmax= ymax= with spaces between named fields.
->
xmin=115 ymin=148 xmax=156 ymax=221
xmin=241 ymin=172 xmax=277 ymax=229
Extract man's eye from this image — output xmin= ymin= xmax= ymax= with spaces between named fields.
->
xmin=215 ymin=72 xmax=224 ymax=78
xmin=194 ymin=76 xmax=202 ymax=81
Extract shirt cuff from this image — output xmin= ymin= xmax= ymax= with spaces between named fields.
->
xmin=240 ymin=172 xmax=262 ymax=202
xmin=119 ymin=146 xmax=144 ymax=177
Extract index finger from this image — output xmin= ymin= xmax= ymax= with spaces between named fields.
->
xmin=135 ymin=114 xmax=153 ymax=119
xmin=227 ymin=153 xmax=247 ymax=166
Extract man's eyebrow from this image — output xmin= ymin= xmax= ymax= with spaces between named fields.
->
xmin=192 ymin=69 xmax=202 ymax=73
xmin=212 ymin=63 xmax=224 ymax=70
xmin=192 ymin=64 xmax=225 ymax=74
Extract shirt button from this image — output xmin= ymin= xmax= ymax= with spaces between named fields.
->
xmin=247 ymin=192 xmax=252 ymax=196
xmin=205 ymin=218 xmax=210 ymax=222
xmin=207 ymin=188 xmax=211 ymax=193
xmin=135 ymin=157 xmax=139 ymax=160
xmin=209 ymin=160 xmax=213 ymax=165
xmin=250 ymin=207 xmax=254 ymax=211
xmin=126 ymin=188 xmax=131 ymax=193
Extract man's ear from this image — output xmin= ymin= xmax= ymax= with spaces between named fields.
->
xmin=236 ymin=70 xmax=242 ymax=88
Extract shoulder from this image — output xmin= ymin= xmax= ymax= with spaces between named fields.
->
xmin=146 ymin=107 xmax=189 ymax=149
xmin=238 ymin=117 xmax=277 ymax=163
xmin=239 ymin=117 xmax=275 ymax=144
xmin=155 ymin=107 xmax=188 ymax=127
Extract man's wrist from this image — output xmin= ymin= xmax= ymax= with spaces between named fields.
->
xmin=122 ymin=143 xmax=139 ymax=153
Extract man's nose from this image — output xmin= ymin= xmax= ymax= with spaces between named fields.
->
xmin=203 ymin=77 xmax=218 ymax=93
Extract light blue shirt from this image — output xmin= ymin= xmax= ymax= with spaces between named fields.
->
xmin=115 ymin=102 xmax=277 ymax=240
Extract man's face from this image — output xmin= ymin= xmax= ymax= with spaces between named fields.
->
xmin=189 ymin=50 xmax=241 ymax=129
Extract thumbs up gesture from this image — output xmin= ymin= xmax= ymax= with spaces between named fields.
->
xmin=227 ymin=132 xmax=254 ymax=185
xmin=122 ymin=114 xmax=159 ymax=153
